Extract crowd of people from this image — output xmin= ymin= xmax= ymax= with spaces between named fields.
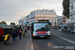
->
xmin=0 ymin=25 xmax=28 ymax=45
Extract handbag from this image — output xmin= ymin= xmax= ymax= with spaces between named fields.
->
xmin=19 ymin=29 xmax=22 ymax=33
xmin=22 ymin=33 xmax=24 ymax=36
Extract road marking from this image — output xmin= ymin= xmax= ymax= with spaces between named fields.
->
xmin=56 ymin=36 xmax=75 ymax=44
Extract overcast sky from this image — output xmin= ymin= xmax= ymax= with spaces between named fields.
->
xmin=0 ymin=0 xmax=63 ymax=25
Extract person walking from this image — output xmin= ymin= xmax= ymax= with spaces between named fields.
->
xmin=12 ymin=27 xmax=17 ymax=42
xmin=18 ymin=26 xmax=22 ymax=42
xmin=22 ymin=27 xmax=25 ymax=36
xmin=24 ymin=25 xmax=27 ymax=37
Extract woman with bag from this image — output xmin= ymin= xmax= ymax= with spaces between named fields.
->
xmin=18 ymin=26 xmax=22 ymax=42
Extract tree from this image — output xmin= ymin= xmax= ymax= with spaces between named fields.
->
xmin=62 ymin=0 xmax=69 ymax=18
xmin=10 ymin=22 xmax=15 ymax=26
xmin=0 ymin=21 xmax=7 ymax=24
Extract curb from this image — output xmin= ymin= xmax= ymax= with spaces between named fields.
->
xmin=29 ymin=31 xmax=34 ymax=50
xmin=29 ymin=38 xmax=34 ymax=50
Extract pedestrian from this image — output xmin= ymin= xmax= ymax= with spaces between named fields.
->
xmin=9 ymin=35 xmax=12 ymax=44
xmin=0 ymin=28 xmax=4 ymax=42
xmin=8 ymin=28 xmax=14 ymax=44
xmin=12 ymin=32 xmax=16 ymax=42
xmin=14 ymin=26 xmax=18 ymax=41
xmin=22 ymin=27 xmax=25 ymax=36
xmin=18 ymin=26 xmax=22 ymax=42
xmin=12 ymin=27 xmax=18 ymax=42
xmin=28 ymin=26 xmax=29 ymax=30
xmin=24 ymin=25 xmax=27 ymax=37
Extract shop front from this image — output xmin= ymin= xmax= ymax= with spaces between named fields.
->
xmin=67 ymin=20 xmax=75 ymax=33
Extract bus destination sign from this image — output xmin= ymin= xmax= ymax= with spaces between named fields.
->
xmin=38 ymin=20 xmax=49 ymax=23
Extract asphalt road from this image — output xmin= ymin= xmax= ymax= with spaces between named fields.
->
xmin=32 ymin=29 xmax=75 ymax=50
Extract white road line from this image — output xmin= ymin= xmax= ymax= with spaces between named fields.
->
xmin=56 ymin=36 xmax=75 ymax=44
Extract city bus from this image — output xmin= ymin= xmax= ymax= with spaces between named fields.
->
xmin=31 ymin=20 xmax=51 ymax=38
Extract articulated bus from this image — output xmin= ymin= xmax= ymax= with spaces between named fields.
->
xmin=31 ymin=20 xmax=51 ymax=38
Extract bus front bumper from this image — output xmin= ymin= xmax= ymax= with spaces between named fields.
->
xmin=33 ymin=34 xmax=50 ymax=38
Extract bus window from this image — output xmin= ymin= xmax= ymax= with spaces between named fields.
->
xmin=34 ymin=23 xmax=50 ymax=31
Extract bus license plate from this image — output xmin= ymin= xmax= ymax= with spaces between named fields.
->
xmin=40 ymin=36 xmax=44 ymax=37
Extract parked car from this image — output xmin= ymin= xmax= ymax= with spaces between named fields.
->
xmin=69 ymin=27 xmax=75 ymax=33
xmin=67 ymin=28 xmax=71 ymax=33
xmin=62 ymin=26 xmax=68 ymax=32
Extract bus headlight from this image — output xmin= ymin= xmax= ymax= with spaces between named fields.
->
xmin=33 ymin=34 xmax=36 ymax=36
xmin=48 ymin=34 xmax=50 ymax=35
xmin=47 ymin=31 xmax=50 ymax=35
xmin=33 ymin=31 xmax=37 ymax=36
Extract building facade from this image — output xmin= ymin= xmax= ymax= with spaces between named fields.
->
xmin=19 ymin=17 xmax=25 ymax=27
xmin=69 ymin=0 xmax=75 ymax=23
xmin=23 ymin=15 xmax=30 ymax=26
xmin=28 ymin=9 xmax=57 ymax=26
xmin=57 ymin=16 xmax=63 ymax=26
xmin=19 ymin=18 xmax=23 ymax=26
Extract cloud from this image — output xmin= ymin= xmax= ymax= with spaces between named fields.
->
xmin=0 ymin=0 xmax=63 ymax=24
xmin=18 ymin=13 xmax=22 ymax=15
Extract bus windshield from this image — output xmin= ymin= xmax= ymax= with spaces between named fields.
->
xmin=34 ymin=23 xmax=50 ymax=31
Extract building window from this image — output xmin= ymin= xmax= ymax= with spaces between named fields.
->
xmin=48 ymin=16 xmax=50 ymax=17
xmin=36 ymin=13 xmax=38 ymax=15
xmin=71 ymin=0 xmax=73 ymax=4
xmin=40 ymin=13 xmax=41 ymax=15
xmin=38 ymin=18 xmax=41 ymax=19
xmin=49 ymin=13 xmax=50 ymax=15
xmin=45 ymin=10 xmax=47 ymax=12
xmin=55 ymin=18 xmax=56 ymax=21
xmin=45 ymin=13 xmax=47 ymax=15
xmin=51 ymin=19 xmax=53 ymax=24
xmin=49 ymin=19 xmax=50 ymax=22
xmin=71 ymin=16 xmax=73 ymax=20
xmin=35 ymin=18 xmax=37 ymax=19
xmin=42 ymin=13 xmax=44 ymax=15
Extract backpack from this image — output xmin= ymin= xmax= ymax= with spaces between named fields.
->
xmin=19 ymin=29 xmax=22 ymax=33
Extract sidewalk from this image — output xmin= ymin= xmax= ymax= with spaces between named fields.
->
xmin=0 ymin=30 xmax=34 ymax=50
